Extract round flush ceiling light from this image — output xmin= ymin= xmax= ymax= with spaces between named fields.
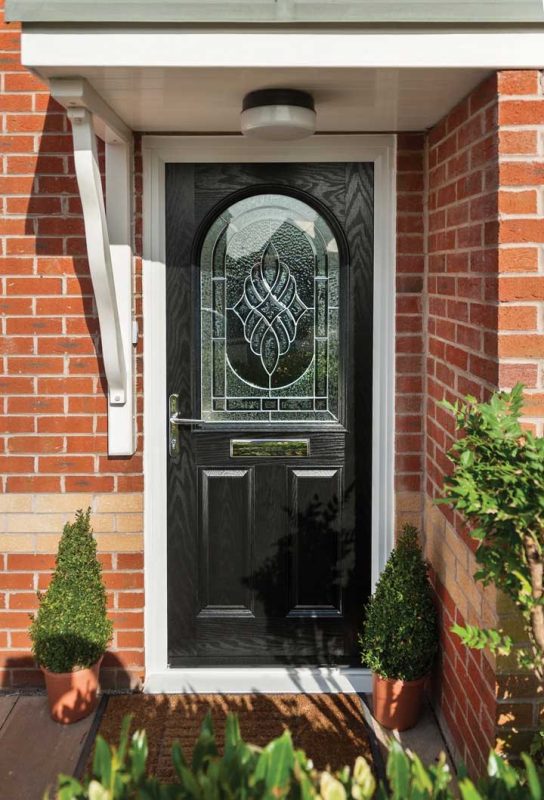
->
xmin=241 ymin=89 xmax=316 ymax=141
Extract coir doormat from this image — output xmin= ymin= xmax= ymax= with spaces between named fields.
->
xmin=95 ymin=693 xmax=375 ymax=781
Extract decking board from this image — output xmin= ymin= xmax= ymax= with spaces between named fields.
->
xmin=0 ymin=696 xmax=96 ymax=800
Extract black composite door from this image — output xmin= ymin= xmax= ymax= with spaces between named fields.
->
xmin=166 ymin=162 xmax=373 ymax=667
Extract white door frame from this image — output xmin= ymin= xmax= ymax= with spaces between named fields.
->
xmin=142 ymin=134 xmax=396 ymax=693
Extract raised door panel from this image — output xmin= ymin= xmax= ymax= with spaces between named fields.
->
xmin=288 ymin=468 xmax=343 ymax=617
xmin=198 ymin=468 xmax=254 ymax=617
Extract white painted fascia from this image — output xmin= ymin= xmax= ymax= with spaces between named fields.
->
xmin=21 ymin=28 xmax=544 ymax=70
xmin=6 ymin=0 xmax=544 ymax=24
xmin=51 ymin=79 xmax=136 ymax=456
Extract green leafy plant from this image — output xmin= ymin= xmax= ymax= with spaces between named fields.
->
xmin=359 ymin=524 xmax=438 ymax=681
xmin=439 ymin=384 xmax=544 ymax=680
xmin=51 ymin=713 xmax=544 ymax=800
xmin=30 ymin=508 xmax=112 ymax=673
xmin=53 ymin=711 xmax=377 ymax=800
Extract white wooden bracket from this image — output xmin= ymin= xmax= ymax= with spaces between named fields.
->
xmin=50 ymin=78 xmax=136 ymax=456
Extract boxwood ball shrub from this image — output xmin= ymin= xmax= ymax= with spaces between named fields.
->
xmin=30 ymin=508 xmax=112 ymax=674
xmin=359 ymin=524 xmax=438 ymax=681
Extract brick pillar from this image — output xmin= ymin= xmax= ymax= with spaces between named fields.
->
xmin=495 ymin=69 xmax=544 ymax=754
xmin=421 ymin=70 xmax=544 ymax=770
xmin=423 ymin=75 xmax=500 ymax=776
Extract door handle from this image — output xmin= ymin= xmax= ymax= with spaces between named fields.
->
xmin=170 ymin=415 xmax=204 ymax=426
xmin=169 ymin=393 xmax=203 ymax=458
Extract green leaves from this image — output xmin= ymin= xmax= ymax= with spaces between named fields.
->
xmin=53 ymin=712 xmax=544 ymax=800
xmin=92 ymin=737 xmax=113 ymax=789
xmin=30 ymin=508 xmax=112 ymax=673
xmin=351 ymin=756 xmax=376 ymax=799
xmin=55 ymin=774 xmax=86 ymax=800
xmin=129 ymin=729 xmax=148 ymax=784
xmin=359 ymin=525 xmax=438 ymax=681
xmin=451 ymin=624 xmax=513 ymax=657
xmin=254 ymin=731 xmax=295 ymax=799
xmin=191 ymin=713 xmax=219 ymax=773
xmin=457 ymin=780 xmax=484 ymax=800
xmin=385 ymin=742 xmax=410 ymax=800
xmin=465 ymin=751 xmax=544 ymax=800
xmin=374 ymin=740 xmax=454 ymax=800
xmin=438 ymin=385 xmax=544 ymax=678
xmin=521 ymin=754 xmax=542 ymax=800
xmin=319 ymin=772 xmax=346 ymax=800
xmin=224 ymin=713 xmax=241 ymax=757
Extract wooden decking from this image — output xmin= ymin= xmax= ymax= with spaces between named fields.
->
xmin=0 ymin=694 xmax=97 ymax=800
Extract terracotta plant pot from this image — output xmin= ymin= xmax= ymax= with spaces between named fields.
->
xmin=372 ymin=672 xmax=426 ymax=731
xmin=42 ymin=656 xmax=102 ymax=724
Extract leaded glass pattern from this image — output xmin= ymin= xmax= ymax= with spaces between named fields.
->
xmin=200 ymin=193 xmax=341 ymax=422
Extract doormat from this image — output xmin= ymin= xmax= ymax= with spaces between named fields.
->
xmin=94 ymin=693 xmax=375 ymax=781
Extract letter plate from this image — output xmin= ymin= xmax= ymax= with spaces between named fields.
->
xmin=230 ymin=439 xmax=310 ymax=458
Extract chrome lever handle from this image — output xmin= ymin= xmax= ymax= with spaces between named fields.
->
xmin=169 ymin=414 xmax=203 ymax=426
xmin=169 ymin=393 xmax=203 ymax=458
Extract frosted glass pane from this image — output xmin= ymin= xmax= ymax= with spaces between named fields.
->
xmin=200 ymin=192 xmax=342 ymax=422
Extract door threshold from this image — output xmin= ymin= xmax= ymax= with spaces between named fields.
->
xmin=144 ymin=667 xmax=371 ymax=694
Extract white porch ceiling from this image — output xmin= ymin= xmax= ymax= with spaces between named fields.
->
xmin=41 ymin=66 xmax=490 ymax=133
xmin=26 ymin=27 xmax=544 ymax=133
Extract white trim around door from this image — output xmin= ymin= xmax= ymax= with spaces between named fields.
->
xmin=142 ymin=134 xmax=396 ymax=693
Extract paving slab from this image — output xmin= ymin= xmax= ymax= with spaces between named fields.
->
xmin=361 ymin=697 xmax=457 ymax=783
xmin=0 ymin=695 xmax=18 ymax=732
xmin=0 ymin=695 xmax=96 ymax=800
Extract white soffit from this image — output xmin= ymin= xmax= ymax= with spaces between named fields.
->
xmin=21 ymin=28 xmax=544 ymax=132
xmin=37 ymin=66 xmax=491 ymax=133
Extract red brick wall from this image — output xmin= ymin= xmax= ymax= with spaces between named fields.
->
xmin=426 ymin=74 xmax=500 ymax=505
xmin=498 ymin=70 xmax=544 ymax=435
xmin=431 ymin=571 xmax=496 ymax=776
xmin=423 ymin=71 xmax=544 ymax=771
xmin=495 ymin=69 xmax=544 ymax=752
xmin=395 ymin=135 xmax=425 ymax=518
xmin=393 ymin=83 xmax=501 ymax=772
xmin=0 ymin=3 xmax=144 ymax=689
xmin=423 ymin=75 xmax=501 ymax=774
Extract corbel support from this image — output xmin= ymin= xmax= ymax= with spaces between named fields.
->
xmin=51 ymin=78 xmax=136 ymax=456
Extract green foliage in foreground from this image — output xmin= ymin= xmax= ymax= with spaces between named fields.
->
xmin=52 ymin=712 xmax=544 ymax=800
xmin=30 ymin=509 xmax=112 ymax=673
xmin=359 ymin=524 xmax=438 ymax=681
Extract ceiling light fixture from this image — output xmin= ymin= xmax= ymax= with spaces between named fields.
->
xmin=241 ymin=89 xmax=316 ymax=141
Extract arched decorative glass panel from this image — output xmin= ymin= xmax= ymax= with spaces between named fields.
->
xmin=200 ymin=192 xmax=342 ymax=422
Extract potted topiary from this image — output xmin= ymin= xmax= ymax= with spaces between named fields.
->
xmin=359 ymin=524 xmax=438 ymax=730
xmin=30 ymin=508 xmax=112 ymax=724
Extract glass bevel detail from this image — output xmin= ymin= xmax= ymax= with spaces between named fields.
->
xmin=232 ymin=241 xmax=309 ymax=377
xmin=200 ymin=193 xmax=342 ymax=423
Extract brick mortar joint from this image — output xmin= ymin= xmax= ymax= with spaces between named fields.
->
xmin=424 ymin=497 xmax=497 ymax=620
xmin=429 ymin=100 xmax=499 ymax=152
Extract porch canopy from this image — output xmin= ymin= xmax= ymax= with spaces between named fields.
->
xmin=6 ymin=0 xmax=544 ymax=456
xmin=6 ymin=0 xmax=544 ymax=135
